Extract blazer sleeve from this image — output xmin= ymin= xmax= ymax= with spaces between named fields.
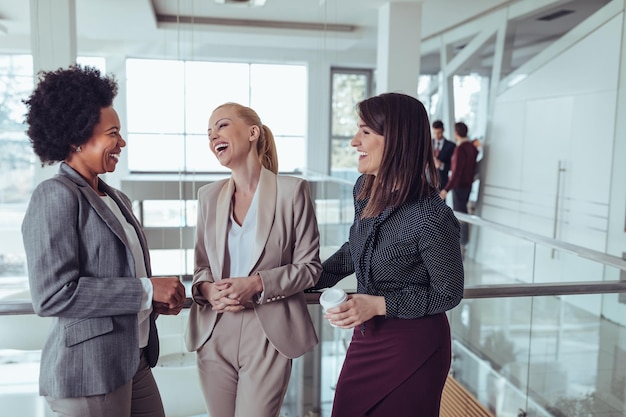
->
xmin=191 ymin=186 xmax=216 ymax=306
xmin=22 ymin=179 xmax=143 ymax=318
xmin=444 ymin=146 xmax=460 ymax=192
xmin=256 ymin=179 xmax=322 ymax=303
xmin=441 ymin=141 xmax=456 ymax=170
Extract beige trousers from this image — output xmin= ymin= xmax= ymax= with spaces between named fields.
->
xmin=196 ymin=309 xmax=292 ymax=417
xmin=45 ymin=349 xmax=165 ymax=417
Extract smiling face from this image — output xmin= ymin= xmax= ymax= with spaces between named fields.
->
xmin=66 ymin=106 xmax=125 ymax=184
xmin=432 ymin=127 xmax=444 ymax=140
xmin=207 ymin=105 xmax=258 ymax=169
xmin=351 ymin=118 xmax=385 ymax=176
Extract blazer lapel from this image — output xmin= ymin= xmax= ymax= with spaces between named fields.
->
xmin=250 ymin=168 xmax=276 ymax=273
xmin=215 ymin=178 xmax=235 ymax=279
xmin=58 ymin=164 xmax=130 ymax=250
xmin=58 ymin=163 xmax=144 ymax=277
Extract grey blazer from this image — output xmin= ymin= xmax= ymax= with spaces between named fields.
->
xmin=21 ymin=162 xmax=159 ymax=398
xmin=185 ymin=167 xmax=321 ymax=358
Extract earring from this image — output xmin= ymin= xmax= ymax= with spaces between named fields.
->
xmin=75 ymin=146 xmax=82 ymax=152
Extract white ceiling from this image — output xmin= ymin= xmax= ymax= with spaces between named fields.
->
xmin=0 ymin=0 xmax=612 ymax=74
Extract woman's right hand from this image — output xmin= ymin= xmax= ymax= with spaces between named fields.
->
xmin=199 ymin=282 xmax=245 ymax=313
xmin=151 ymin=276 xmax=186 ymax=311
xmin=325 ymin=294 xmax=386 ymax=328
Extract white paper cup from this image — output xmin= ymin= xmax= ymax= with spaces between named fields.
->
xmin=319 ymin=288 xmax=347 ymax=327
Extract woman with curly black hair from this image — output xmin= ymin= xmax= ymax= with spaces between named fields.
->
xmin=21 ymin=64 xmax=186 ymax=417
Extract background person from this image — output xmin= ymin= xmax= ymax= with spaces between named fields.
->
xmin=440 ymin=121 xmax=479 ymax=254
xmin=431 ymin=119 xmax=456 ymax=190
xmin=185 ymin=102 xmax=321 ymax=417
xmin=21 ymin=64 xmax=186 ymax=417
xmin=312 ymin=92 xmax=464 ymax=417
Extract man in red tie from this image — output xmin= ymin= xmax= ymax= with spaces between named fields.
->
xmin=431 ymin=120 xmax=456 ymax=190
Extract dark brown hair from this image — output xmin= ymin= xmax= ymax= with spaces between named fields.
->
xmin=455 ymin=121 xmax=468 ymax=138
xmin=357 ymin=93 xmax=438 ymax=218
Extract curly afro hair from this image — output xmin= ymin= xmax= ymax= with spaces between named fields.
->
xmin=23 ymin=64 xmax=118 ymax=165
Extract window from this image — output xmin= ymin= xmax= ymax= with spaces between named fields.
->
xmin=418 ymin=73 xmax=487 ymax=138
xmin=452 ymin=74 xmax=486 ymax=139
xmin=0 ymin=55 xmax=33 ymax=295
xmin=126 ymin=59 xmax=307 ymax=173
xmin=0 ymin=55 xmax=105 ymax=297
xmin=329 ymin=68 xmax=372 ymax=183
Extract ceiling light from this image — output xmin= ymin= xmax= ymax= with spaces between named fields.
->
xmin=507 ymin=74 xmax=527 ymax=88
xmin=537 ymin=9 xmax=574 ymax=22
xmin=214 ymin=0 xmax=267 ymax=6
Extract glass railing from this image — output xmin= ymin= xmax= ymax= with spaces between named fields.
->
xmin=448 ymin=291 xmax=625 ymax=417
xmin=306 ymin=175 xmax=626 ymax=417
xmin=2 ymin=172 xmax=626 ymax=417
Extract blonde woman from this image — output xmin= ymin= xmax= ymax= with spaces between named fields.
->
xmin=185 ymin=102 xmax=321 ymax=417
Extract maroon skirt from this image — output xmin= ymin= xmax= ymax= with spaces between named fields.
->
xmin=330 ymin=313 xmax=451 ymax=417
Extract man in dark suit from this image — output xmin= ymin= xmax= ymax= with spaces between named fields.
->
xmin=431 ymin=120 xmax=456 ymax=190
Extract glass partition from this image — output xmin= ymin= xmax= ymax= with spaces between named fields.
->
xmin=2 ymin=172 xmax=625 ymax=417
xmin=448 ymin=288 xmax=626 ymax=417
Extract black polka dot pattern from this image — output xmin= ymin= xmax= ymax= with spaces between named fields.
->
xmin=315 ymin=175 xmax=465 ymax=319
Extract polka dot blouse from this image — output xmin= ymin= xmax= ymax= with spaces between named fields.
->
xmin=314 ymin=175 xmax=465 ymax=319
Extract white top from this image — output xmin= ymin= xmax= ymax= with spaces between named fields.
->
xmin=227 ymin=186 xmax=259 ymax=278
xmin=101 ymin=195 xmax=153 ymax=348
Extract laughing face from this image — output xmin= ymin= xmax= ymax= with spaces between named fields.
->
xmin=207 ymin=106 xmax=257 ymax=169
xmin=351 ymin=118 xmax=385 ymax=176
xmin=67 ymin=106 xmax=125 ymax=182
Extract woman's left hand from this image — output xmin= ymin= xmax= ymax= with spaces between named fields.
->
xmin=219 ymin=275 xmax=263 ymax=306
xmin=325 ymin=294 xmax=386 ymax=329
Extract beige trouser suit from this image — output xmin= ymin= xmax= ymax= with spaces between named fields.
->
xmin=185 ymin=169 xmax=322 ymax=416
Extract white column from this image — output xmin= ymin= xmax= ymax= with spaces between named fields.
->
xmin=376 ymin=1 xmax=422 ymax=96
xmin=306 ymin=56 xmax=331 ymax=175
xmin=105 ymin=56 xmax=129 ymax=189
xmin=30 ymin=0 xmax=76 ymax=72
xmin=607 ymin=2 xmax=626 ymax=261
xmin=29 ymin=0 xmax=77 ymax=184
xmin=439 ymin=42 xmax=455 ymax=131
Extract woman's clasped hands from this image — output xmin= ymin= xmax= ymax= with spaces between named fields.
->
xmin=200 ymin=274 xmax=263 ymax=313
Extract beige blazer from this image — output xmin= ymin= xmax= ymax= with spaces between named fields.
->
xmin=185 ymin=168 xmax=321 ymax=358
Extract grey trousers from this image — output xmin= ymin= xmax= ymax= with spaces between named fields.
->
xmin=45 ymin=349 xmax=165 ymax=417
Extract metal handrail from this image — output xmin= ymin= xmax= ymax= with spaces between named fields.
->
xmin=4 ymin=280 xmax=626 ymax=315
xmin=454 ymin=212 xmax=626 ymax=272
xmin=304 ymin=280 xmax=626 ymax=302
xmin=4 ymin=204 xmax=625 ymax=314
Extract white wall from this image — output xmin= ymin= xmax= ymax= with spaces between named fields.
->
xmin=477 ymin=10 xmax=626 ymax=318
xmin=483 ymin=14 xmax=621 ymax=248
